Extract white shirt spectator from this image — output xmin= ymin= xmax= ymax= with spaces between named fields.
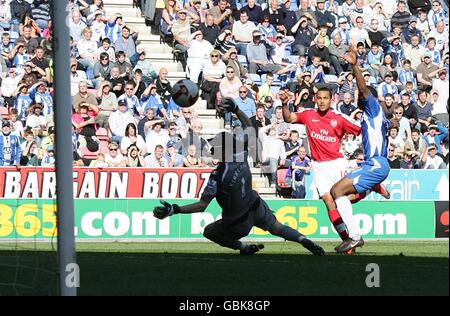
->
xmin=120 ymin=135 xmax=146 ymax=153
xmin=424 ymin=154 xmax=445 ymax=169
xmin=105 ymin=152 xmax=125 ymax=166
xmin=428 ymin=28 xmax=448 ymax=52
xmin=77 ymin=38 xmax=98 ymax=59
xmin=1 ymin=68 xmax=25 ymax=97
xmin=145 ymin=129 xmax=171 ymax=154
xmin=26 ymin=114 xmax=46 ymax=129
xmin=108 ymin=110 xmax=135 ymax=137
xmin=258 ymin=125 xmax=287 ymax=161
xmin=70 ymin=70 xmax=88 ymax=96
xmin=144 ymin=154 xmax=169 ymax=167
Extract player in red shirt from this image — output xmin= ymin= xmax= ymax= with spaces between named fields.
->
xmin=281 ymin=87 xmax=362 ymax=250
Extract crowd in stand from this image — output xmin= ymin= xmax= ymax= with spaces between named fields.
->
xmin=0 ymin=0 xmax=449 ymax=198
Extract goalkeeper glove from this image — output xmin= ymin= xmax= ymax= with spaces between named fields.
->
xmin=153 ymin=200 xmax=181 ymax=220
xmin=220 ymin=97 xmax=239 ymax=113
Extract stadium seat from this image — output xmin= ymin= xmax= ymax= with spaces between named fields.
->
xmin=270 ymin=86 xmax=280 ymax=95
xmin=0 ymin=106 xmax=9 ymax=120
xmin=249 ymin=73 xmax=261 ymax=85
xmin=324 ymin=75 xmax=338 ymax=83
xmin=276 ymin=168 xmax=292 ymax=198
xmin=287 ymin=55 xmax=300 ymax=65
xmin=261 ymin=73 xmax=282 ymax=87
xmin=80 ymin=145 xmax=99 ymax=159
xmin=100 ymin=140 xmax=110 ymax=154
xmin=237 ymin=54 xmax=248 ymax=68
xmin=96 ymin=128 xmax=110 ymax=141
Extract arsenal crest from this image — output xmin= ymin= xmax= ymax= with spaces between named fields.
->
xmin=330 ymin=119 xmax=337 ymax=128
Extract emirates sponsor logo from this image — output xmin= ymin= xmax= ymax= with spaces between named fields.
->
xmin=310 ymin=131 xmax=337 ymax=142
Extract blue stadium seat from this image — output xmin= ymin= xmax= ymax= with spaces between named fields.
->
xmin=287 ymin=55 xmax=299 ymax=65
xmin=249 ymin=73 xmax=261 ymax=84
xmin=237 ymin=54 xmax=248 ymax=68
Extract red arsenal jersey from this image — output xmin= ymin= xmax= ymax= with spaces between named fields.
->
xmin=295 ymin=109 xmax=361 ymax=162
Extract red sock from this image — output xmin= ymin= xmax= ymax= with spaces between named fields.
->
xmin=328 ymin=209 xmax=349 ymax=241
xmin=372 ymin=184 xmax=386 ymax=196
xmin=351 ymin=192 xmax=367 ymax=204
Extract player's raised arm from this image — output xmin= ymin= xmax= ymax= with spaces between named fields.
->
xmin=344 ymin=44 xmax=370 ymax=101
xmin=280 ymin=91 xmax=297 ymax=123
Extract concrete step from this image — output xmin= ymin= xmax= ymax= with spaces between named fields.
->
xmin=137 ymin=43 xmax=173 ymax=54
xmin=104 ymin=0 xmax=135 ymax=6
xmin=151 ymin=61 xmax=184 ymax=72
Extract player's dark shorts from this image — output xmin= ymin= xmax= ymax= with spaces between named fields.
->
xmin=205 ymin=198 xmax=277 ymax=241
xmin=346 ymin=156 xmax=390 ymax=194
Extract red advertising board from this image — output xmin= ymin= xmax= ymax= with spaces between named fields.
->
xmin=0 ymin=167 xmax=213 ymax=199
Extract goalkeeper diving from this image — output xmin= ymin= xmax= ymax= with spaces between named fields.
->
xmin=153 ymin=98 xmax=325 ymax=256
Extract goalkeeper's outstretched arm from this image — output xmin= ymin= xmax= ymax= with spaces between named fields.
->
xmin=153 ymin=199 xmax=210 ymax=220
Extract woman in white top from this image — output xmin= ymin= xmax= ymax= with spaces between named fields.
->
xmin=77 ymin=27 xmax=98 ymax=80
xmin=120 ymin=122 xmax=147 ymax=156
xmin=187 ymin=30 xmax=213 ymax=84
xmin=201 ymin=49 xmax=226 ymax=109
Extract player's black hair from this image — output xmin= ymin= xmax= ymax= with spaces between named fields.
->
xmin=316 ymin=87 xmax=332 ymax=98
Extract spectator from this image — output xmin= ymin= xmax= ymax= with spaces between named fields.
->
xmin=25 ymin=103 xmax=46 ymax=136
xmin=387 ymin=143 xmax=401 ymax=168
xmin=398 ymin=59 xmax=417 ymax=88
xmin=421 ymin=144 xmax=446 ymax=169
xmin=414 ymin=90 xmax=433 ymax=133
xmin=349 ymin=16 xmax=371 ymax=48
xmin=220 ymin=66 xmax=242 ymax=101
xmin=104 ymin=13 xmax=123 ymax=44
xmin=160 ymin=0 xmax=178 ymax=37
xmin=259 ymin=123 xmax=287 ymax=187
xmin=201 ymin=49 xmax=226 ymax=109
xmin=120 ymin=122 xmax=147 ymax=156
xmin=308 ymin=36 xmax=334 ymax=74
xmin=425 ymin=37 xmax=441 ymax=65
xmin=403 ymin=35 xmax=426 ymax=70
xmin=378 ymin=72 xmax=399 ymax=102
xmin=392 ymin=104 xmax=412 ymax=141
xmin=0 ymin=120 xmax=21 ymax=166
xmin=114 ymin=25 xmax=139 ymax=59
xmin=291 ymin=16 xmax=316 ymax=56
xmin=199 ymin=13 xmax=220 ymax=46
xmin=19 ymin=13 xmax=40 ymax=39
xmin=97 ymin=38 xmax=116 ymax=62
xmin=108 ymin=100 xmax=135 ymax=143
xmin=242 ymin=0 xmax=263 ymax=24
xmin=380 ymin=93 xmax=397 ymax=119
xmin=105 ymin=141 xmax=126 ymax=167
xmin=187 ymin=30 xmax=214 ymax=84
xmin=338 ymin=92 xmax=357 ymax=116
xmin=96 ymin=81 xmax=117 ymax=128
xmin=296 ymin=0 xmax=318 ymax=29
xmin=72 ymin=81 xmax=98 ymax=111
xmin=77 ymin=27 xmax=99 ymax=80
xmin=428 ymin=0 xmax=446 ymax=30
xmin=107 ymin=66 xmax=125 ymax=98
xmin=214 ymin=28 xmax=236 ymax=57
xmin=416 ymin=51 xmax=440 ymax=92
xmin=284 ymin=129 xmax=302 ymax=161
xmin=429 ymin=89 xmax=446 ymax=115
xmin=388 ymin=125 xmax=405 ymax=157
xmin=223 ymin=47 xmax=248 ymax=80
xmin=145 ymin=120 xmax=170 ymax=155
xmin=69 ymin=9 xmax=87 ymax=43
xmin=114 ymin=51 xmax=132 ymax=80
xmin=416 ymin=9 xmax=430 ymax=37
xmin=145 ymin=144 xmax=168 ymax=167
xmin=20 ymin=139 xmax=39 ymax=166
xmin=262 ymin=0 xmax=283 ymax=31
xmin=402 ymin=16 xmax=423 ymax=44
xmin=400 ymin=93 xmax=418 ymax=129
xmin=329 ymin=33 xmax=349 ymax=75
xmin=337 ymin=72 xmax=358 ymax=103
xmin=285 ymin=145 xmax=310 ymax=199
xmin=427 ymin=20 xmax=448 ymax=53
xmin=40 ymin=144 xmax=55 ymax=167
xmin=208 ymin=0 xmax=233 ymax=29
xmin=118 ymin=81 xmax=141 ymax=117
xmin=331 ymin=17 xmax=351 ymax=46
xmin=350 ymin=0 xmax=373 ymax=28
xmin=164 ymin=140 xmax=184 ymax=167
xmin=183 ymin=144 xmax=205 ymax=167
xmin=70 ymin=59 xmax=87 ymax=96
xmin=370 ymin=3 xmax=389 ymax=31
xmin=400 ymin=151 xmax=421 ymax=169
xmin=390 ymin=1 xmax=411 ymax=32
xmin=93 ymin=52 xmax=114 ymax=88
xmin=155 ymin=68 xmax=172 ymax=106
xmin=140 ymin=84 xmax=166 ymax=119
xmin=88 ymin=152 xmax=109 ymax=168
xmin=232 ymin=10 xmax=256 ymax=57
xmin=432 ymin=69 xmax=449 ymax=107
xmin=124 ymin=144 xmax=145 ymax=167
xmin=424 ymin=123 xmax=449 ymax=155
xmin=172 ymin=9 xmax=196 ymax=56
xmin=404 ymin=128 xmax=427 ymax=157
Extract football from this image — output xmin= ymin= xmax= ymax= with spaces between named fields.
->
xmin=171 ymin=79 xmax=199 ymax=108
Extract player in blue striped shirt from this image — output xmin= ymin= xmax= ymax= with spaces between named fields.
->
xmin=329 ymin=44 xmax=391 ymax=253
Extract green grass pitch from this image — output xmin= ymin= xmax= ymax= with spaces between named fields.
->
xmin=0 ymin=241 xmax=448 ymax=296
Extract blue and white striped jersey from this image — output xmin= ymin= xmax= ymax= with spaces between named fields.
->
xmin=359 ymin=94 xmax=391 ymax=161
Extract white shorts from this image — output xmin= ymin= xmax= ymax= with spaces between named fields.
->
xmin=311 ymin=158 xmax=348 ymax=198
